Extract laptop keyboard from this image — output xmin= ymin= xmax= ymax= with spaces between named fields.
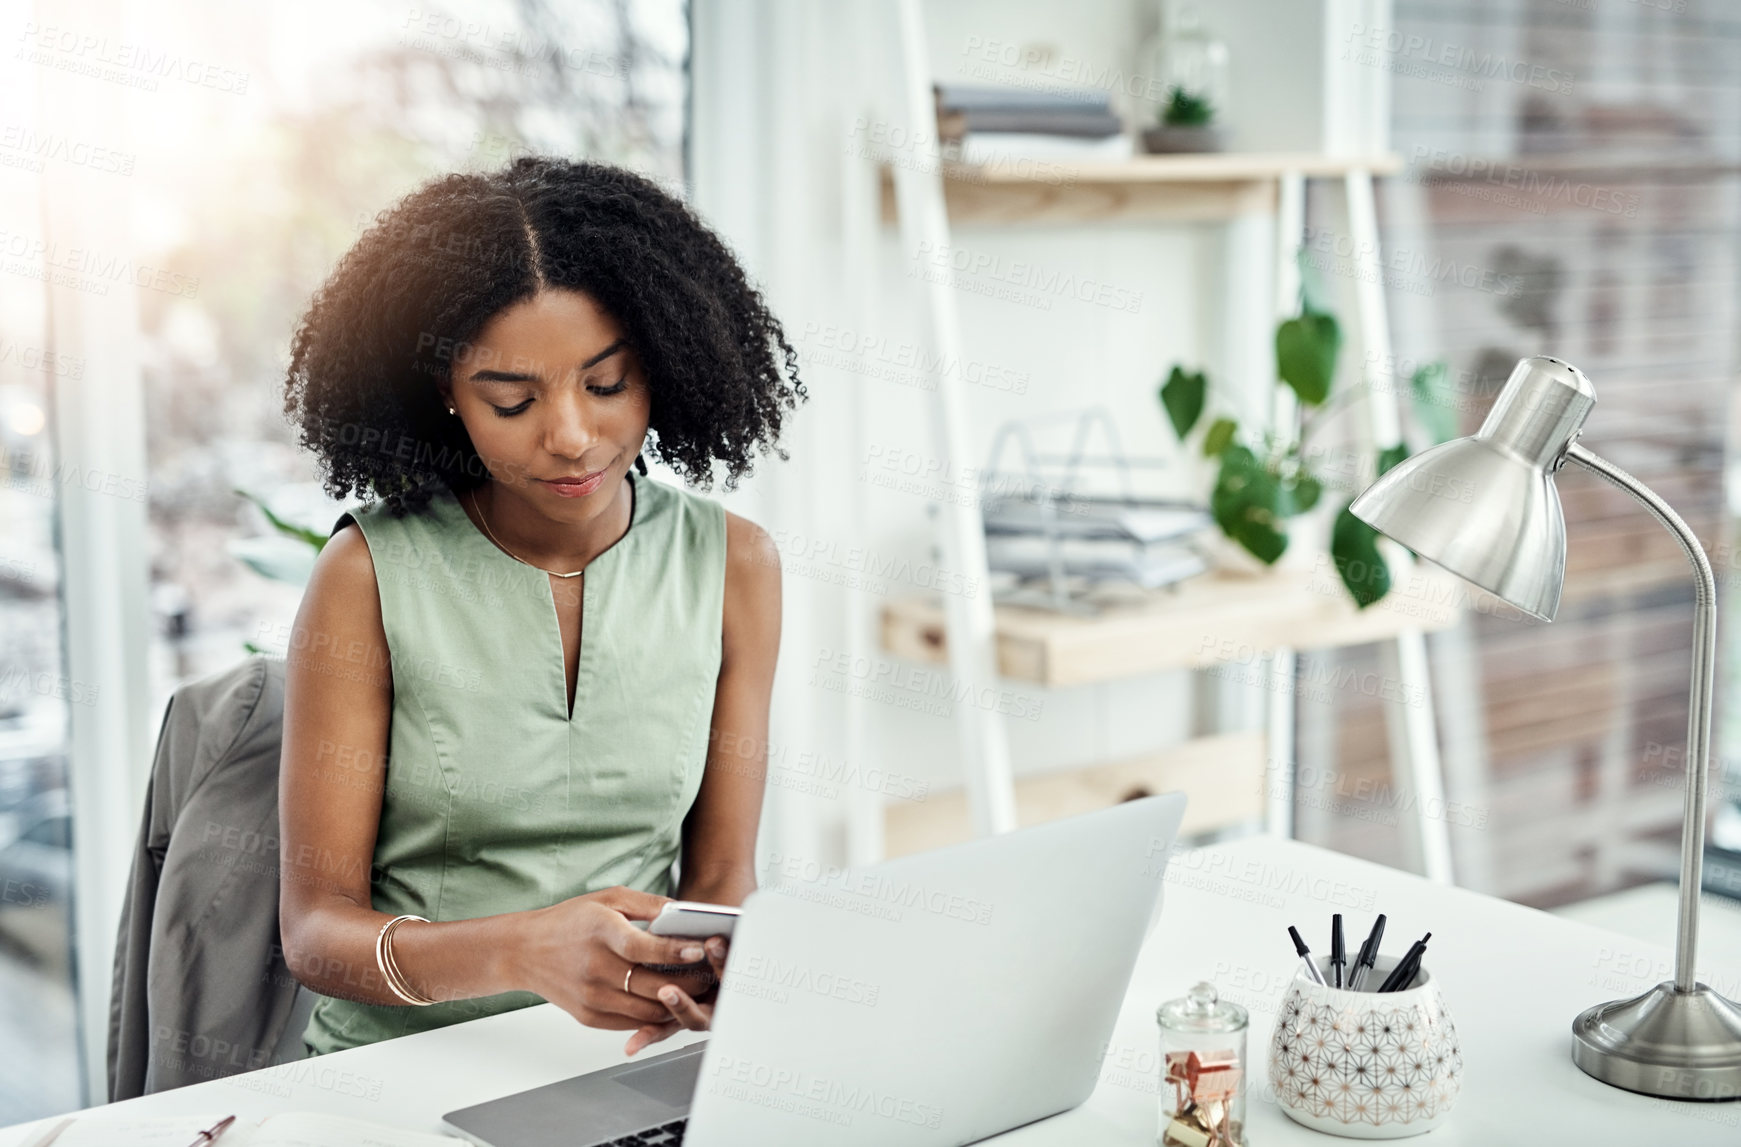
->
xmin=602 ymin=1118 xmax=687 ymax=1145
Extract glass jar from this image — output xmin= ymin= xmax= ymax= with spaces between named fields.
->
xmin=1144 ymin=1 xmax=1229 ymax=124
xmin=1156 ymin=981 xmax=1247 ymax=1147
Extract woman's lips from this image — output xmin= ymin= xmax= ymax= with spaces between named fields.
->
xmin=539 ymin=470 xmax=607 ymax=497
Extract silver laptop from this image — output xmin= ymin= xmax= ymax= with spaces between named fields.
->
xmin=442 ymin=794 xmax=1186 ymax=1147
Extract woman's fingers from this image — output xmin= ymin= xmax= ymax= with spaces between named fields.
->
xmin=624 ymin=1018 xmax=681 ymax=1057
xmin=705 ymin=936 xmax=729 ymax=978
xmin=604 ymin=917 xmax=707 ymax=967
xmin=624 ymin=962 xmax=715 ymax=1001
xmin=591 ymin=886 xmax=672 ymax=922
xmin=656 ymin=985 xmax=712 ymax=1031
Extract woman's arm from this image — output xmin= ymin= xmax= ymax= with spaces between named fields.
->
xmin=278 ymin=524 xmax=702 ymax=1026
xmin=676 ymin=511 xmax=782 ymax=907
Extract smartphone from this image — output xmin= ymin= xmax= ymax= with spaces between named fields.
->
xmin=629 ymin=900 xmax=740 ymax=939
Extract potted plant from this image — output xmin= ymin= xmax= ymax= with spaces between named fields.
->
xmin=1143 ymin=86 xmax=1225 ymax=154
xmin=1159 ymin=294 xmax=1455 ymax=609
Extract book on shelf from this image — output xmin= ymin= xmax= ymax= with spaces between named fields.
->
xmin=933 ymin=83 xmax=1126 ymax=160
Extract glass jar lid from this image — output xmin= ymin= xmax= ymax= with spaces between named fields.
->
xmin=1157 ymin=981 xmax=1248 ymax=1032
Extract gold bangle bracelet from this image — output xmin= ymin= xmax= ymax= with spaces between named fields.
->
xmin=375 ymin=914 xmax=437 ymax=1005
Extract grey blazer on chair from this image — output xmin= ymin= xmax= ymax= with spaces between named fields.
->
xmin=107 ymin=653 xmax=314 ymax=1100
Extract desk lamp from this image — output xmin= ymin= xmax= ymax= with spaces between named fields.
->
xmin=1350 ymin=355 xmax=1741 ymax=1099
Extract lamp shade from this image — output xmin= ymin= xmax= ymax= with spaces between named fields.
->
xmin=1349 ymin=356 xmax=1596 ymax=622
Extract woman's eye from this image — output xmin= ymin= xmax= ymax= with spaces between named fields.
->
xmin=490 ymin=400 xmax=533 ymax=418
xmin=590 ymin=377 xmax=630 ymax=396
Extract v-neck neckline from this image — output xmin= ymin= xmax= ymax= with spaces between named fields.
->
xmin=441 ymin=475 xmax=642 ymax=724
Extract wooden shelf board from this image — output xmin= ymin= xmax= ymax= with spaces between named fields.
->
xmin=883 ymin=730 xmax=1267 ymax=860
xmin=878 ymin=151 xmax=1402 ymax=225
xmin=880 ymin=562 xmax=1466 ymax=688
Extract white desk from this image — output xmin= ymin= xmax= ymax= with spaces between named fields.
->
xmin=5 ymin=836 xmax=1739 ymax=1144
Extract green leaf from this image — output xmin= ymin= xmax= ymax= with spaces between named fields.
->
xmin=243 ymin=640 xmax=264 ymax=655
xmin=1275 ymin=311 xmax=1341 ymax=406
xmin=1162 ymin=86 xmax=1215 ymax=127
xmin=1281 ymin=471 xmax=1322 ymax=516
xmin=1211 ymin=446 xmax=1289 ymax=565
xmin=1409 ymin=361 xmax=1459 ymax=444
xmin=1202 ymin=417 xmax=1238 ymax=458
xmin=233 ymin=486 xmax=328 ymax=552
xmin=1331 ymin=500 xmax=1392 ymax=609
xmin=1377 ymin=443 xmax=1409 ymax=477
xmin=1160 ymin=366 xmax=1207 ymax=439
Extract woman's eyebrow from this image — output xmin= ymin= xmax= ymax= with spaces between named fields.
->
xmin=467 ymin=339 xmax=625 ymax=384
xmin=579 ymin=339 xmax=626 ymax=369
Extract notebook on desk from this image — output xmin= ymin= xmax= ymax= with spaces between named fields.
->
xmin=19 ymin=1111 xmax=461 ymax=1147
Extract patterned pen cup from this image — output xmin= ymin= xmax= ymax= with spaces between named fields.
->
xmin=1268 ymin=956 xmax=1462 ymax=1139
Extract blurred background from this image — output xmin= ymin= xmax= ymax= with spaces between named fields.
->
xmin=5 ymin=0 xmax=1741 ymax=1120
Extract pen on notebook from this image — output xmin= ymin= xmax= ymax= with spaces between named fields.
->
xmin=1288 ymin=925 xmax=1327 ymax=986
xmin=1378 ymin=932 xmax=1432 ymax=993
xmin=187 ymin=1114 xmax=237 ymax=1147
xmin=1330 ymin=913 xmax=1346 ymax=988
xmin=1349 ymin=913 xmax=1387 ymax=991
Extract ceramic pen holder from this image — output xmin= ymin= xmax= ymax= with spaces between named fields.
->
xmin=1268 ymin=956 xmax=1462 ymax=1139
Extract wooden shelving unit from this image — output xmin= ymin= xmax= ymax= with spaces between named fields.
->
xmin=881 ymin=563 xmax=1466 ymax=688
xmin=884 ymin=730 xmax=1268 ymax=859
xmin=859 ymin=0 xmax=1453 ymax=880
xmin=879 ymin=152 xmax=1404 ymax=225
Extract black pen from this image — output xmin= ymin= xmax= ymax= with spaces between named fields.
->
xmin=1378 ymin=932 xmax=1431 ymax=993
xmin=1349 ymin=914 xmax=1386 ymax=991
xmin=1330 ymin=913 xmax=1346 ymax=988
xmin=1288 ymin=925 xmax=1328 ymax=986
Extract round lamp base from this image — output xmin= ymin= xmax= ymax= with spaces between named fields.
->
xmin=1572 ymin=982 xmax=1741 ymax=1101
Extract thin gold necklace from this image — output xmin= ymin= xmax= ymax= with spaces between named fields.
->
xmin=469 ymin=487 xmax=585 ymax=578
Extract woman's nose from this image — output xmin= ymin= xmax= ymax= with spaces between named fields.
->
xmin=541 ymin=385 xmax=599 ymax=460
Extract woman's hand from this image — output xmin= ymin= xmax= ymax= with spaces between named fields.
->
xmin=512 ymin=887 xmax=720 ymax=1035
xmin=623 ymin=934 xmax=730 ymax=1056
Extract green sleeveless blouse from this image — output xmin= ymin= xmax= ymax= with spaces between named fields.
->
xmin=302 ymin=473 xmax=726 ymax=1056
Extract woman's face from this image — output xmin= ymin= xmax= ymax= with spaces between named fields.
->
xmin=442 ymin=288 xmax=652 ymax=526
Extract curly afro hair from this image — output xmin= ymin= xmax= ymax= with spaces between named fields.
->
xmin=283 ymin=156 xmax=806 ymax=516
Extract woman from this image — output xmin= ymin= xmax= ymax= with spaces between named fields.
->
xmin=277 ymin=156 xmax=803 ymax=1059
